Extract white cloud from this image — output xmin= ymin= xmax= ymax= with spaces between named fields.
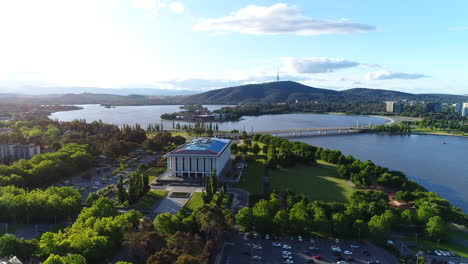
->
xmin=169 ymin=2 xmax=184 ymax=14
xmin=366 ymin=70 xmax=428 ymax=80
xmin=283 ymin=57 xmax=360 ymax=74
xmin=132 ymin=0 xmax=165 ymax=18
xmin=193 ymin=3 xmax=374 ymax=35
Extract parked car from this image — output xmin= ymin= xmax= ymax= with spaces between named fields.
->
xmin=344 ymin=251 xmax=353 ymax=255
xmin=313 ymin=255 xmax=323 ymax=260
xmin=252 ymin=256 xmax=262 ymax=260
xmin=272 ymin=242 xmax=282 ymax=247
xmin=298 ymin=236 xmax=303 ymax=242
xmin=283 ymin=244 xmax=292 ymax=250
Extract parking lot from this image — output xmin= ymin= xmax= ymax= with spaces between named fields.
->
xmin=223 ymin=233 xmax=398 ymax=264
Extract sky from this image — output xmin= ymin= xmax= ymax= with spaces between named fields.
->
xmin=0 ymin=0 xmax=467 ymax=94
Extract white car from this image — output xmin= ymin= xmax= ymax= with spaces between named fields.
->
xmin=272 ymin=242 xmax=282 ymax=247
xmin=266 ymin=235 xmax=270 ymax=240
xmin=282 ymin=254 xmax=292 ymax=259
xmin=298 ymin=236 xmax=303 ymax=242
xmin=350 ymin=245 xmax=359 ymax=248
xmin=252 ymin=256 xmax=262 ymax=260
xmin=252 ymin=244 xmax=262 ymax=250
xmin=283 ymin=260 xmax=294 ymax=264
xmin=344 ymin=251 xmax=352 ymax=255
xmin=337 ymin=261 xmax=348 ymax=264
xmin=283 ymin=244 xmax=292 ymax=250
xmin=282 ymin=251 xmax=291 ymax=255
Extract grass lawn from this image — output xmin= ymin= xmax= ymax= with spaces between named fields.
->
xmin=185 ymin=192 xmax=231 ymax=211
xmin=185 ymin=192 xmax=204 ymax=211
xmin=401 ymin=236 xmax=468 ymax=258
xmin=234 ymin=161 xmax=265 ymax=195
xmin=133 ymin=190 xmax=168 ymax=209
xmin=147 ymin=166 xmax=166 ymax=182
xmin=411 ymin=128 xmax=467 ymax=137
xmin=269 ymin=164 xmax=354 ymax=203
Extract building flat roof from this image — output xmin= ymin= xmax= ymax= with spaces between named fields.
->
xmin=167 ymin=138 xmax=230 ymax=156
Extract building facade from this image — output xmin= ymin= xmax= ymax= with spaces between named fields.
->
xmin=425 ymin=103 xmax=443 ymax=113
xmin=166 ymin=138 xmax=231 ymax=178
xmin=463 ymin=103 xmax=468 ymax=117
xmin=385 ymin=101 xmax=403 ymax=113
xmin=0 ymin=144 xmax=41 ymax=164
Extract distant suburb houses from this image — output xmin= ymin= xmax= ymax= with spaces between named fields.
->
xmin=165 ymin=138 xmax=231 ymax=178
xmin=0 ymin=144 xmax=41 ymax=164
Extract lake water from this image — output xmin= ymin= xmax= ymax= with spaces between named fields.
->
xmin=50 ymin=104 xmax=467 ymax=212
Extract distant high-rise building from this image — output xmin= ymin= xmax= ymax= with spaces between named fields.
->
xmin=462 ymin=103 xmax=468 ymax=117
xmin=455 ymin=102 xmax=464 ymax=114
xmin=385 ymin=101 xmax=403 ymax=113
xmin=425 ymin=102 xmax=443 ymax=113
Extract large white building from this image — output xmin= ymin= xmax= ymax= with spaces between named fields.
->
xmin=0 ymin=144 xmax=41 ymax=164
xmin=166 ymin=138 xmax=231 ymax=178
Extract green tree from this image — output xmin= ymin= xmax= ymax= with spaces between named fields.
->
xmin=153 ymin=213 xmax=176 ymax=234
xmin=236 ymin=207 xmax=254 ymax=231
xmin=426 ymin=216 xmax=447 ymax=240
xmin=117 ymin=174 xmax=126 ymax=204
xmin=251 ymin=143 xmax=260 ymax=155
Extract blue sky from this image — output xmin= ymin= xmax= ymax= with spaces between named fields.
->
xmin=0 ymin=0 xmax=467 ymax=94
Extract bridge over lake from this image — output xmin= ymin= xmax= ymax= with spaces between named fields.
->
xmin=215 ymin=125 xmax=374 ymax=138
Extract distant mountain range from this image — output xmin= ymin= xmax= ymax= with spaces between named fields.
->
xmin=0 ymin=86 xmax=198 ymax=96
xmin=1 ymin=81 xmax=466 ymax=105
xmin=181 ymin=81 xmax=468 ymax=104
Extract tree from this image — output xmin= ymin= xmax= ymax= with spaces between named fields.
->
xmin=43 ymin=254 xmax=86 ymax=264
xmin=153 ymin=213 xmax=176 ymax=234
xmin=147 ymin=249 xmax=181 ymax=264
xmin=236 ymin=207 xmax=254 ymax=231
xmin=117 ymin=174 xmax=126 ymax=204
xmin=426 ymin=216 xmax=447 ymax=240
xmin=400 ymin=209 xmax=417 ymax=225
xmin=0 ymin=234 xmax=38 ymax=259
xmin=368 ymin=213 xmax=391 ymax=242
xmin=251 ymin=143 xmax=260 ymax=155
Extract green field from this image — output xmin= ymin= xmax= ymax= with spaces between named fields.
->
xmin=234 ymin=161 xmax=265 ymax=195
xmin=133 ymin=190 xmax=168 ymax=209
xmin=269 ymin=164 xmax=354 ymax=203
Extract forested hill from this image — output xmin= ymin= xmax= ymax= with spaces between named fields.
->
xmin=181 ymin=81 xmax=342 ymax=104
xmin=1 ymin=81 xmax=466 ymax=105
xmin=182 ymin=81 xmax=468 ymax=104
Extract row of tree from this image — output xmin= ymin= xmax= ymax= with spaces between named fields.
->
xmin=317 ymin=147 xmax=466 ymax=225
xmin=117 ymin=164 xmax=150 ymax=205
xmin=251 ymin=134 xmax=317 ymax=168
xmin=237 ymin=191 xmax=452 ymax=243
xmin=373 ymin=122 xmax=412 ymax=134
xmin=0 ymin=143 xmax=96 ymax=188
xmin=0 ymin=186 xmax=82 ymax=222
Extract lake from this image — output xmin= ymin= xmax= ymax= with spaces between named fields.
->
xmin=50 ymin=104 xmax=467 ymax=212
